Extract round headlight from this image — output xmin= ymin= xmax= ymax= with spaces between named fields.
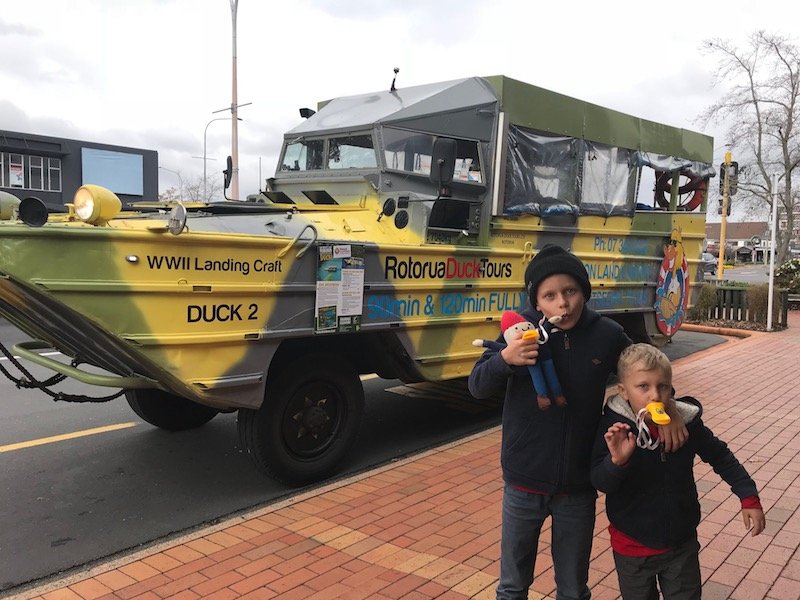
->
xmin=72 ymin=185 xmax=122 ymax=225
xmin=73 ymin=187 xmax=96 ymax=221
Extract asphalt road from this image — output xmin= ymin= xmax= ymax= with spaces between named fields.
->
xmin=0 ymin=323 xmax=725 ymax=595
xmin=712 ymin=263 xmax=771 ymax=285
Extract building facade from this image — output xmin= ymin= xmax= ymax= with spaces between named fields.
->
xmin=778 ymin=204 xmax=800 ymax=256
xmin=0 ymin=130 xmax=157 ymax=209
xmin=705 ymin=221 xmax=769 ymax=262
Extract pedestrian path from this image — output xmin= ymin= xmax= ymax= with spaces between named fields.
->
xmin=12 ymin=313 xmax=800 ymax=600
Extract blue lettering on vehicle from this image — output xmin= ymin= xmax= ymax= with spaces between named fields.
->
xmin=592 ymin=236 xmax=654 ymax=256
xmin=366 ymin=291 xmax=526 ymax=320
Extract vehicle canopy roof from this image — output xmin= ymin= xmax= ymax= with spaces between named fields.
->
xmin=286 ymin=77 xmax=498 ymax=141
xmin=285 ymin=75 xmax=713 ymax=171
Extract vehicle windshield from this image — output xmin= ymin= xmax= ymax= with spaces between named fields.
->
xmin=280 ymin=134 xmax=377 ymax=172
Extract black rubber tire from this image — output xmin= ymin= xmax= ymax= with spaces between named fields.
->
xmin=125 ymin=388 xmax=218 ymax=431
xmin=237 ymin=355 xmax=364 ymax=486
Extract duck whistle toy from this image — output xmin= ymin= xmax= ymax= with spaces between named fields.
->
xmin=646 ymin=401 xmax=671 ymax=425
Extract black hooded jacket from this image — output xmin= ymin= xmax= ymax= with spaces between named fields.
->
xmin=468 ymin=306 xmax=630 ymax=494
xmin=591 ymin=395 xmax=759 ymax=549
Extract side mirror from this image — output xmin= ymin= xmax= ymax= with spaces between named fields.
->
xmin=223 ymin=155 xmax=233 ymax=190
xmin=430 ymin=138 xmax=457 ymax=189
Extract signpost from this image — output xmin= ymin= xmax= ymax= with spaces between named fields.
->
xmin=767 ymin=174 xmax=779 ymax=331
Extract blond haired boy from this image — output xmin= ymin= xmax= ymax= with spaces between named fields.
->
xmin=591 ymin=343 xmax=765 ymax=600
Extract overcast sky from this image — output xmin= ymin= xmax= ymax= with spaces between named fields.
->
xmin=0 ymin=0 xmax=796 ymax=214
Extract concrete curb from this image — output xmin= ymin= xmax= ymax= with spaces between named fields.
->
xmin=680 ymin=322 xmax=754 ymax=338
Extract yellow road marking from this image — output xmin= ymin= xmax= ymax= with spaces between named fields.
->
xmin=0 ymin=422 xmax=138 ymax=453
xmin=360 ymin=373 xmax=379 ymax=381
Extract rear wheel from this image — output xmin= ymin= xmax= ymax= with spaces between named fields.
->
xmin=238 ymin=355 xmax=364 ymax=485
xmin=125 ymin=389 xmax=218 ymax=431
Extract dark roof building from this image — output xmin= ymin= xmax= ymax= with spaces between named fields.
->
xmin=705 ymin=221 xmax=769 ymax=245
xmin=1 ymin=130 xmax=157 ymax=209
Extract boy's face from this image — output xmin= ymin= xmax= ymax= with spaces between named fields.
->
xmin=534 ymin=273 xmax=585 ymax=331
xmin=617 ymin=362 xmax=672 ymax=415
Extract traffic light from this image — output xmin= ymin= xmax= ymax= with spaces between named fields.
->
xmin=717 ymin=197 xmax=731 ymax=216
xmin=718 ymin=161 xmax=739 ymax=195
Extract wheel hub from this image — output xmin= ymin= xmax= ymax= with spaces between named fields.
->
xmin=300 ymin=400 xmax=330 ymax=436
xmin=284 ymin=387 xmax=341 ymax=457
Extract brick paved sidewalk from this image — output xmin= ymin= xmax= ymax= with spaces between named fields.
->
xmin=12 ymin=313 xmax=800 ymax=600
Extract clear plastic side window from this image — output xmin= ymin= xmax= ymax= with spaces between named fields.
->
xmin=503 ymin=126 xmax=578 ymax=216
xmin=328 ymin=135 xmax=378 ymax=169
xmin=580 ymin=142 xmax=636 ymax=216
xmin=452 ymin=139 xmax=482 ymax=183
xmin=383 ymin=129 xmax=434 ymax=175
xmin=281 ymin=140 xmax=325 ymax=171
xmin=383 ymin=128 xmax=482 ymax=183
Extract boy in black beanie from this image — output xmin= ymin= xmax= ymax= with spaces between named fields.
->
xmin=469 ymin=244 xmax=687 ymax=600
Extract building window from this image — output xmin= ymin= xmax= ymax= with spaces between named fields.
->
xmin=29 ymin=156 xmax=44 ymax=190
xmin=48 ymin=158 xmax=61 ymax=192
xmin=0 ymin=153 xmax=62 ymax=192
xmin=9 ymin=154 xmax=24 ymax=188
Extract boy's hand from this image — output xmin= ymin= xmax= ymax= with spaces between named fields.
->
xmin=742 ymin=508 xmax=766 ymax=536
xmin=659 ymin=400 xmax=688 ymax=452
xmin=604 ymin=422 xmax=635 ymax=466
xmin=501 ymin=337 xmax=539 ymax=366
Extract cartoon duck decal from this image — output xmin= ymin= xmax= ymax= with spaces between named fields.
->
xmin=654 ymin=228 xmax=689 ymax=336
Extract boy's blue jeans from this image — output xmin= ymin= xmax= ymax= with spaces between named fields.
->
xmin=497 ymin=483 xmax=596 ymax=600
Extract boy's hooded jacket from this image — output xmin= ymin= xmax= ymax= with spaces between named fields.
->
xmin=468 ymin=305 xmax=630 ymax=494
xmin=591 ymin=395 xmax=758 ymax=549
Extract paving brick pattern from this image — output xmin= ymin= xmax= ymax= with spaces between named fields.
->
xmin=13 ymin=312 xmax=800 ymax=599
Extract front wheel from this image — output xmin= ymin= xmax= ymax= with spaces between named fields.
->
xmin=238 ymin=355 xmax=364 ymax=485
xmin=125 ymin=389 xmax=218 ymax=431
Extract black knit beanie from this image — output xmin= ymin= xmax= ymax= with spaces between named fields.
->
xmin=524 ymin=244 xmax=591 ymax=303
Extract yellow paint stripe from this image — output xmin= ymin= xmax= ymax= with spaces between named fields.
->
xmin=0 ymin=422 xmax=138 ymax=453
xmin=360 ymin=373 xmax=379 ymax=381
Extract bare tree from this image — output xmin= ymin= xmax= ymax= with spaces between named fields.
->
xmin=699 ymin=31 xmax=800 ymax=264
xmin=158 ymin=186 xmax=181 ymax=202
xmin=181 ymin=174 xmax=224 ymax=202
xmin=157 ymin=173 xmax=225 ymax=203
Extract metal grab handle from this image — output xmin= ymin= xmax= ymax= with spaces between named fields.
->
xmin=12 ymin=341 xmax=160 ymax=389
xmin=277 ymin=223 xmax=318 ymax=259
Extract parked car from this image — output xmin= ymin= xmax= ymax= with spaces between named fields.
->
xmin=701 ymin=252 xmax=717 ymax=275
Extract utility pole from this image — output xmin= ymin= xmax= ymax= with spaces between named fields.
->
xmin=767 ymin=173 xmax=779 ymax=331
xmin=716 ymin=151 xmax=732 ymax=280
xmin=230 ymin=0 xmax=239 ymax=200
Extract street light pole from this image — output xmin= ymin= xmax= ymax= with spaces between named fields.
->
xmin=204 ymin=117 xmax=233 ymax=201
xmin=230 ymin=0 xmax=240 ymax=200
xmin=211 ymin=2 xmax=250 ymax=200
xmin=158 ymin=166 xmax=183 ymax=198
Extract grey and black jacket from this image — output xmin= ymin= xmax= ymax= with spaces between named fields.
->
xmin=591 ymin=395 xmax=758 ymax=549
xmin=469 ymin=306 xmax=630 ymax=494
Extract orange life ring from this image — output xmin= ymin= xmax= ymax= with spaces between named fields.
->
xmin=654 ymin=170 xmax=707 ymax=211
